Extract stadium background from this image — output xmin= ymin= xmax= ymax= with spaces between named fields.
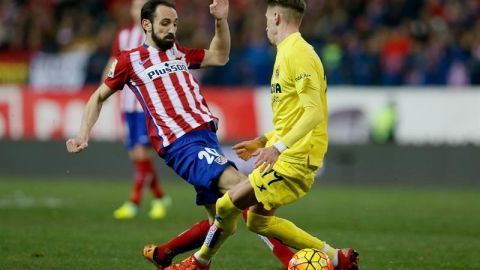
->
xmin=1 ymin=0 xmax=479 ymax=269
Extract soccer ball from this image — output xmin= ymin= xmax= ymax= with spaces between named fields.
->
xmin=288 ymin=248 xmax=333 ymax=270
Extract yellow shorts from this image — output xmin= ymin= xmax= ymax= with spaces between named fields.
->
xmin=248 ymin=160 xmax=317 ymax=211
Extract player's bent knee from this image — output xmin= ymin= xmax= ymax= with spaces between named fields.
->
xmin=215 ymin=194 xmax=241 ymax=235
xmin=215 ymin=194 xmax=238 ymax=219
xmin=246 ymin=211 xmax=273 ymax=235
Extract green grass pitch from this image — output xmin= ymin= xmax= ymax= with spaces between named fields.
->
xmin=0 ymin=178 xmax=479 ymax=270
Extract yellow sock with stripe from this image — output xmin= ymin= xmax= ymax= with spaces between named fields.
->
xmin=246 ymin=211 xmax=337 ymax=260
xmin=195 ymin=192 xmax=242 ymax=263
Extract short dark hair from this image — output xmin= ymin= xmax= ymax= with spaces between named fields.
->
xmin=267 ymin=0 xmax=306 ymax=14
xmin=141 ymin=0 xmax=176 ymax=23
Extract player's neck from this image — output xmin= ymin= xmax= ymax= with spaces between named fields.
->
xmin=275 ymin=26 xmax=299 ymax=46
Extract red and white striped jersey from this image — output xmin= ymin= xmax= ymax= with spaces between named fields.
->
xmin=104 ymin=43 xmax=217 ymax=152
xmin=111 ymin=25 xmax=145 ymax=113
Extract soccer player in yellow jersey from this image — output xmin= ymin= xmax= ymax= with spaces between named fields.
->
xmin=164 ymin=1 xmax=360 ymax=269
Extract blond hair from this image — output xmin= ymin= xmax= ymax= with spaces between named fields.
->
xmin=268 ymin=0 xmax=305 ymax=23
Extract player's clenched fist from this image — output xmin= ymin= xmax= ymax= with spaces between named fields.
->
xmin=210 ymin=0 xmax=229 ymax=20
xmin=66 ymin=138 xmax=88 ymax=153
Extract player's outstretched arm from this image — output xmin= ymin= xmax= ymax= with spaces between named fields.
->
xmin=66 ymin=83 xmax=116 ymax=153
xmin=201 ymin=0 xmax=230 ymax=67
xmin=232 ymin=135 xmax=267 ymax=161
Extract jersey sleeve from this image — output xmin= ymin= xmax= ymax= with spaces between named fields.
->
xmin=104 ymin=52 xmax=130 ymax=91
xmin=290 ymin=48 xmax=323 ymax=94
xmin=280 ymin=90 xmax=324 ymax=148
xmin=177 ymin=44 xmax=206 ymax=69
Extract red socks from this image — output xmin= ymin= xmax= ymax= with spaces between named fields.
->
xmin=156 ymin=219 xmax=211 ymax=262
xmin=130 ymin=160 xmax=164 ymax=204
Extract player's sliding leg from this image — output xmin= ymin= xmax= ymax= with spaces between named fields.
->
xmin=246 ymin=209 xmax=337 ymax=261
xmin=242 ymin=209 xmax=294 ymax=268
xmin=144 ymin=209 xmax=293 ymax=269
xmin=246 ymin=207 xmax=359 ymax=270
xmin=144 ymin=219 xmax=211 ymax=268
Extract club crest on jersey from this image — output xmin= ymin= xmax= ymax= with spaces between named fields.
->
xmin=215 ymin=155 xmax=228 ymax=165
xmin=108 ymin=59 xmax=118 ymax=78
xmin=144 ymin=60 xmax=188 ymax=80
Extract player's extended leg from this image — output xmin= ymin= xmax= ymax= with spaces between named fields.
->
xmin=241 ymin=209 xmax=294 ymax=269
xmin=245 ymin=161 xmax=359 ymax=270
xmin=247 ymin=204 xmax=338 ymax=258
xmin=246 ymin=207 xmax=359 ymax=270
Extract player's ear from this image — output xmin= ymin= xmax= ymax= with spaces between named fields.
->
xmin=274 ymin=12 xmax=281 ymax=26
xmin=142 ymin=19 xmax=152 ymax=33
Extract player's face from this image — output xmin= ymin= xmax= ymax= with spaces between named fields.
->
xmin=265 ymin=7 xmax=277 ymax=46
xmin=151 ymin=5 xmax=178 ymax=50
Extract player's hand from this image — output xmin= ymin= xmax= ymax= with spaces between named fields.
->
xmin=232 ymin=138 xmax=264 ymax=161
xmin=66 ymin=138 xmax=88 ymax=153
xmin=253 ymin=146 xmax=280 ymax=173
xmin=210 ymin=0 xmax=229 ymax=20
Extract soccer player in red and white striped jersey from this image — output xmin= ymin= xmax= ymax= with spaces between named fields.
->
xmin=67 ymin=0 xmax=294 ymax=268
xmin=105 ymin=0 xmax=171 ymax=221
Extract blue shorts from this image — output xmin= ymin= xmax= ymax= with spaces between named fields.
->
xmin=163 ymin=128 xmax=236 ymax=205
xmin=123 ymin=112 xmax=151 ymax=149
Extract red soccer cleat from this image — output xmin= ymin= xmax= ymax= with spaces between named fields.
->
xmin=336 ymin=248 xmax=360 ymax=270
xmin=143 ymin=244 xmax=174 ymax=269
xmin=164 ymin=255 xmax=210 ymax=270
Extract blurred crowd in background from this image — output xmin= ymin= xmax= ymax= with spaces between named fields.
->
xmin=0 ymin=0 xmax=479 ymax=87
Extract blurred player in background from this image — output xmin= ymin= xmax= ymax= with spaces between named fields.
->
xmin=104 ymin=0 xmax=171 ymax=220
xmin=67 ymin=0 xmax=293 ymax=268
xmin=167 ymin=0 xmax=360 ymax=270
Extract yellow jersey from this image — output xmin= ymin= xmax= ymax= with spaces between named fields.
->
xmin=266 ymin=32 xmax=328 ymax=168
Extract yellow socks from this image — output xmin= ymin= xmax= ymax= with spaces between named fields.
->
xmin=246 ymin=211 xmax=337 ymax=260
xmin=196 ymin=192 xmax=242 ymax=262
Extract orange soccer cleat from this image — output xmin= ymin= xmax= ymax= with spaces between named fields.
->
xmin=143 ymin=244 xmax=173 ymax=269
